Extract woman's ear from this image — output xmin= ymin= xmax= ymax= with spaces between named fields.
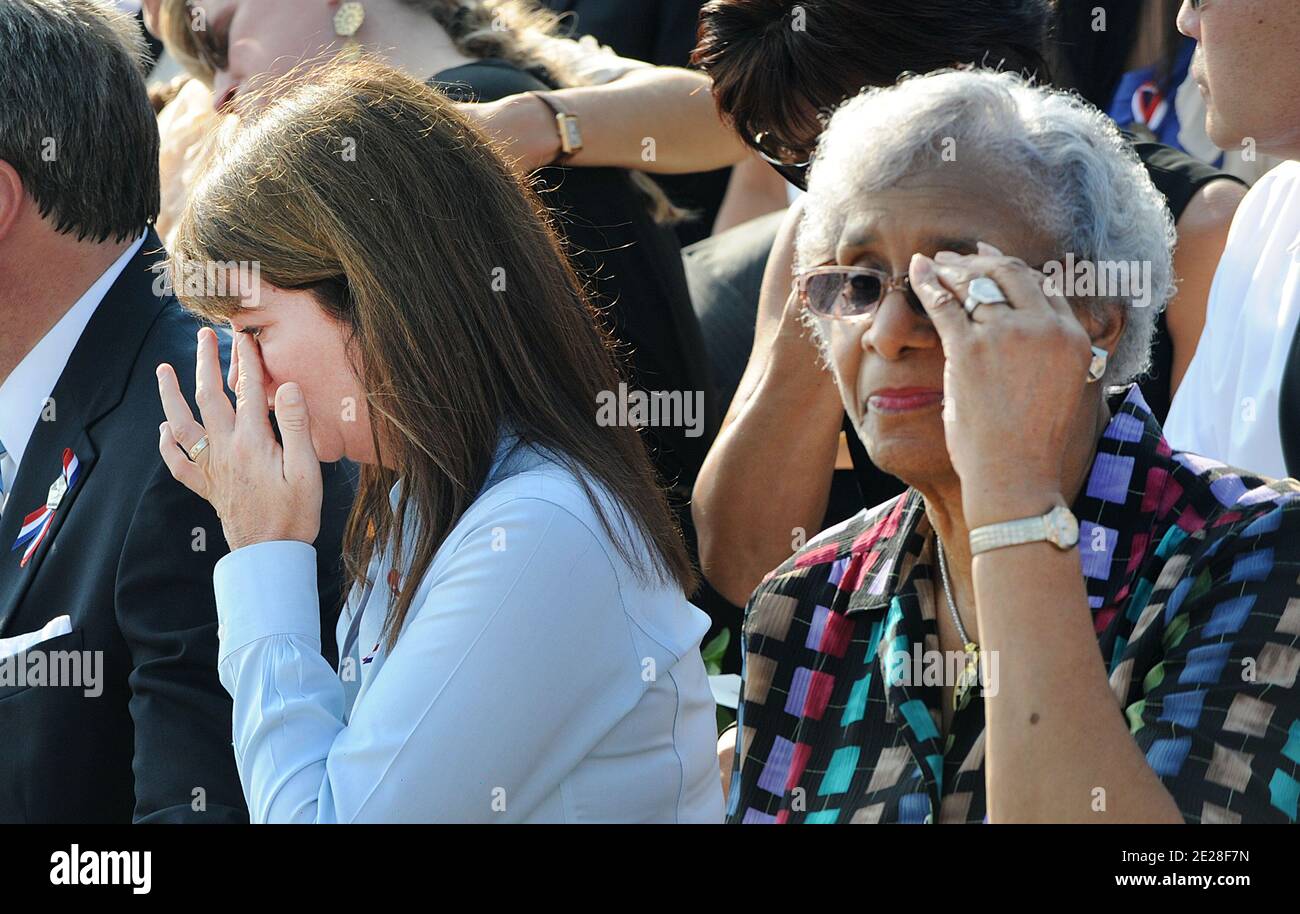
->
xmin=1078 ymin=301 xmax=1127 ymax=354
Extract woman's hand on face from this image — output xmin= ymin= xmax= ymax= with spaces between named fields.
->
xmin=156 ymin=327 xmax=323 ymax=552
xmin=907 ymin=244 xmax=1094 ymax=517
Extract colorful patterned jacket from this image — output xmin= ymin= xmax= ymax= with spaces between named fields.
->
xmin=728 ymin=386 xmax=1300 ymax=824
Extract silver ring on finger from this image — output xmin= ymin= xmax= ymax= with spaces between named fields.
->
xmin=963 ymin=275 xmax=1008 ymax=316
xmin=186 ymin=435 xmax=210 ymax=464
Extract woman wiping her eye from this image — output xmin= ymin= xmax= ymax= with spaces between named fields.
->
xmin=725 ymin=69 xmax=1300 ymax=824
xmin=154 ymin=59 xmax=722 ymax=823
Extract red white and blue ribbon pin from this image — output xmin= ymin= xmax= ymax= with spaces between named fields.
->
xmin=12 ymin=448 xmax=80 ymax=568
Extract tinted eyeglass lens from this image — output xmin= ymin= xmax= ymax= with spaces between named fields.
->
xmin=846 ymin=273 xmax=884 ymax=315
xmin=803 ymin=271 xmax=934 ymax=318
xmin=805 ymin=271 xmax=883 ymax=317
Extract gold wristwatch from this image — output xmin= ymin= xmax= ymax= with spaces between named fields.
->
xmin=530 ymin=91 xmax=584 ymax=165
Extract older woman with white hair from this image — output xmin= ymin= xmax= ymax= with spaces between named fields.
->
xmin=724 ymin=69 xmax=1300 ymax=824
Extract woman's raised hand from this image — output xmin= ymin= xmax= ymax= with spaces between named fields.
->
xmin=156 ymin=327 xmax=323 ymax=551
xmin=907 ymin=243 xmax=1095 ymax=525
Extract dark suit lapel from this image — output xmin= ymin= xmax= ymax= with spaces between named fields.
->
xmin=0 ymin=233 xmax=170 ymax=635
xmin=0 ymin=430 xmax=100 ymax=628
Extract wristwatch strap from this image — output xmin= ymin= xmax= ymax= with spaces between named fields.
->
xmin=969 ymin=505 xmax=1078 ymax=556
xmin=969 ymin=515 xmax=1051 ymax=555
xmin=530 ymin=91 xmax=583 ymax=164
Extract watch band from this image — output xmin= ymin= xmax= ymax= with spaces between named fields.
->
xmin=530 ymin=91 xmax=583 ymax=164
xmin=969 ymin=505 xmax=1079 ymax=556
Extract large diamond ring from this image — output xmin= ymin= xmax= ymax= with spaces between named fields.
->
xmin=963 ymin=276 xmax=1008 ymax=315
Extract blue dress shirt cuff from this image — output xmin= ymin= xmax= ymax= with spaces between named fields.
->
xmin=213 ymin=539 xmax=321 ymax=663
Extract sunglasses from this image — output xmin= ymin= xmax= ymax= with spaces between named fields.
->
xmin=798 ymin=260 xmax=1055 ymax=319
xmin=795 ymin=266 xmax=924 ymax=319
xmin=751 ymin=132 xmax=814 ymax=191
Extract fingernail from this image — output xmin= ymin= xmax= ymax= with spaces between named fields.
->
xmin=159 ymin=422 xmax=167 ymax=435
xmin=977 ymin=241 xmax=1004 ymax=256
xmin=280 ymin=383 xmax=301 ymax=405
xmin=933 ymin=250 xmax=961 ymax=263
xmin=910 ymin=252 xmax=936 ymax=282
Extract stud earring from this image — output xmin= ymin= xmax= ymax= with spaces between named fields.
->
xmin=1087 ymin=346 xmax=1109 ymax=383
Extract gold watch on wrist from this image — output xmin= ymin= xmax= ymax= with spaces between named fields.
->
xmin=529 ymin=91 xmax=584 ymax=165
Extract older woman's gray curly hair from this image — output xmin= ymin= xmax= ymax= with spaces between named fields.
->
xmin=797 ymin=68 xmax=1177 ymax=386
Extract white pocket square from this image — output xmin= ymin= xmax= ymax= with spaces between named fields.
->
xmin=0 ymin=614 xmax=73 ymax=662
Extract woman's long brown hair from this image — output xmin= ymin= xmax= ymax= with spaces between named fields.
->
xmin=170 ymin=59 xmax=696 ymax=646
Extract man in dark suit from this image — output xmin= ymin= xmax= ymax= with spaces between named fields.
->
xmin=0 ymin=0 xmax=351 ymax=822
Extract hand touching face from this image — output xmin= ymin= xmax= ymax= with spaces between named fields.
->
xmin=157 ymin=327 xmax=323 ymax=551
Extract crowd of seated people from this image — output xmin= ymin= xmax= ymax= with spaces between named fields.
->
xmin=0 ymin=0 xmax=1297 ymax=823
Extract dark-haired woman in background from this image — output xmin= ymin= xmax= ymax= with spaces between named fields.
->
xmin=155 ymin=60 xmax=722 ymax=822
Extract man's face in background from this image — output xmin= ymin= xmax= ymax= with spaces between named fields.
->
xmin=1179 ymin=0 xmax=1300 ymax=159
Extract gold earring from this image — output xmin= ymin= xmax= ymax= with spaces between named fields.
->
xmin=334 ymin=2 xmax=365 ymax=39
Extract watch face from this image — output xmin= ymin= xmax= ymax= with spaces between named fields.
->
xmin=1048 ymin=506 xmax=1079 ymax=548
xmin=559 ymin=116 xmax=583 ymax=153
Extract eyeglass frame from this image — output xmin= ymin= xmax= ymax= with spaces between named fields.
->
xmin=796 ymin=260 xmax=1057 ymax=320
xmin=794 ymin=265 xmax=923 ymax=319
xmin=751 ymin=132 xmax=814 ymax=191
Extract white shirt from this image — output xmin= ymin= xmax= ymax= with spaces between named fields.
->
xmin=1164 ymin=162 xmax=1300 ymax=477
xmin=212 ymin=434 xmax=724 ymax=823
xmin=0 ymin=234 xmax=145 ymax=513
